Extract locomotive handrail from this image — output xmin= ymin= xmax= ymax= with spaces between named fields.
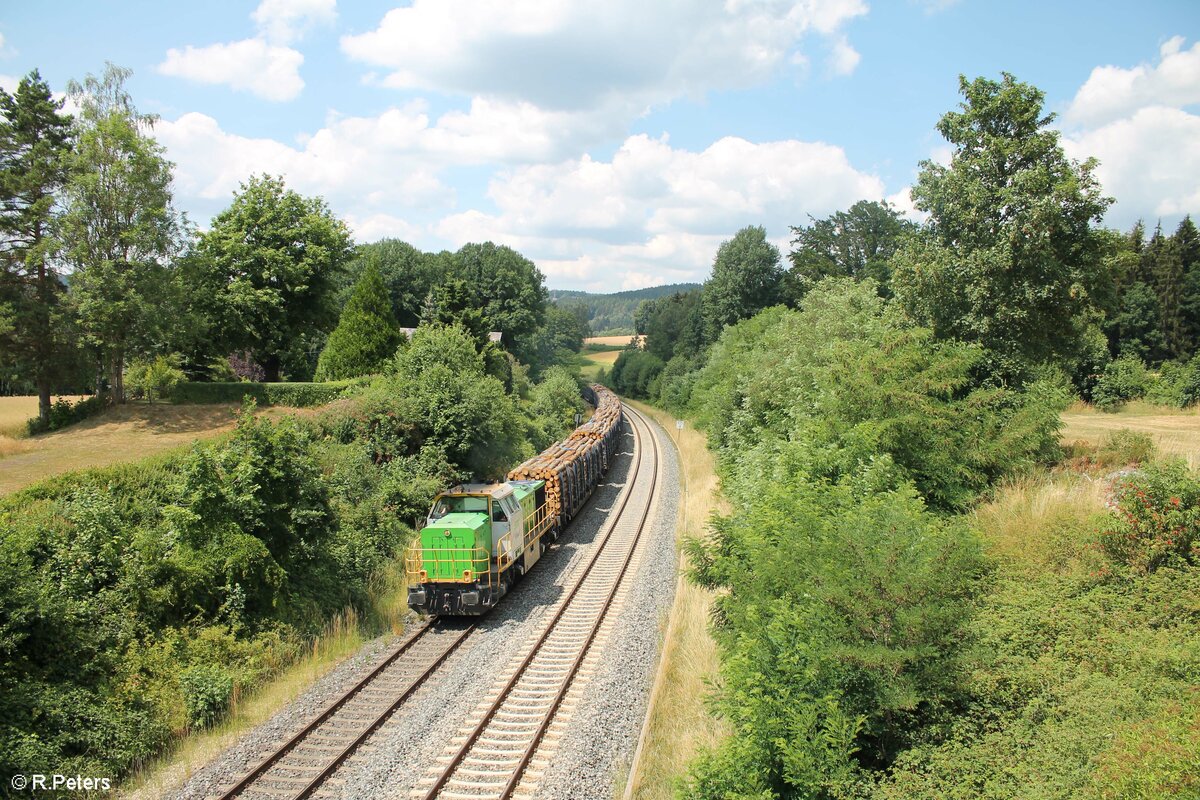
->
xmin=404 ymin=544 xmax=493 ymax=587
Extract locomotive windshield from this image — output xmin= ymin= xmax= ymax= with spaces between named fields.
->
xmin=429 ymin=495 xmax=488 ymax=519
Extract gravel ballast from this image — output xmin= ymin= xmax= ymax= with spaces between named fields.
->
xmin=164 ymin=410 xmax=680 ymax=800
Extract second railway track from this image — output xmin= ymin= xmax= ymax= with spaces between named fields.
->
xmin=211 ymin=404 xmax=665 ymax=800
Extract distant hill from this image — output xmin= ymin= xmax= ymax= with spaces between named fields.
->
xmin=550 ymin=283 xmax=701 ymax=335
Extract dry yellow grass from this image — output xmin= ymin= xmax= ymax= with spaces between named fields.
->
xmin=0 ymin=395 xmax=87 ymax=438
xmin=586 ymin=334 xmax=644 ymax=347
xmin=1061 ymin=401 xmax=1199 ymax=468
xmin=0 ymin=402 xmax=321 ymax=497
xmin=624 ymin=401 xmax=727 ymax=800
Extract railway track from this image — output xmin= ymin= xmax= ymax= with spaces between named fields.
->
xmin=212 ymin=405 xmax=661 ymax=800
xmin=214 ymin=621 xmax=475 ymax=800
xmin=413 ymin=405 xmax=661 ymax=800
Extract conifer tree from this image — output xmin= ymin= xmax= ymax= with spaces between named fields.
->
xmin=1173 ymin=216 xmax=1200 ymax=359
xmin=314 ymin=261 xmax=402 ymax=380
xmin=0 ymin=70 xmax=74 ymax=424
xmin=1147 ymin=222 xmax=1188 ymax=360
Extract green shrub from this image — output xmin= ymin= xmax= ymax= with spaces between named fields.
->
xmin=179 ymin=665 xmax=234 ymax=729
xmin=314 ymin=262 xmax=403 ymax=381
xmin=1092 ymin=356 xmax=1150 ymax=411
xmin=1096 ymin=429 xmax=1157 ymax=466
xmin=26 ymin=394 xmax=109 ymax=435
xmin=126 ymin=355 xmax=186 ymax=404
xmin=1098 ymin=459 xmax=1200 ymax=573
xmin=169 ymin=380 xmax=361 ymax=406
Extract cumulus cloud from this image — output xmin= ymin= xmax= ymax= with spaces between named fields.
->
xmin=252 ymin=0 xmax=336 ymax=44
xmin=432 ymin=133 xmax=885 ymax=285
xmin=158 ymin=39 xmax=305 ymax=102
xmin=1063 ymin=105 xmax=1200 ymax=224
xmin=828 ymin=36 xmax=861 ymax=76
xmin=1065 ymin=36 xmax=1200 ymax=128
xmin=341 ymin=0 xmax=868 ymax=112
xmin=1057 ymin=37 xmax=1200 ymax=228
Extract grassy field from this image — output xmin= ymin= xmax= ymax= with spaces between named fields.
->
xmin=0 ymin=400 xmax=318 ymax=497
xmin=1061 ymin=400 xmax=1199 ymax=466
xmin=625 ymin=401 xmax=727 ymax=800
xmin=586 ymin=334 xmax=644 ymax=347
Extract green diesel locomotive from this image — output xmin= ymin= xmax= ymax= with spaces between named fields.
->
xmin=406 ymin=384 xmax=622 ymax=615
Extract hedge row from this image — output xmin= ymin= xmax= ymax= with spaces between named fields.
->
xmin=169 ymin=379 xmax=366 ymax=407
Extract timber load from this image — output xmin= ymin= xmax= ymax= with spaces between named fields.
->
xmin=507 ymin=384 xmax=623 ymax=527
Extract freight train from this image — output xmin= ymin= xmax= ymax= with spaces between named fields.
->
xmin=405 ymin=384 xmax=623 ymax=615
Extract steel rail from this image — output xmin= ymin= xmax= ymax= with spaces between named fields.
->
xmin=420 ymin=406 xmax=660 ymax=799
xmin=218 ymin=618 xmax=474 ymax=800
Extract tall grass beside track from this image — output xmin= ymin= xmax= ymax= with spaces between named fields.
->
xmin=624 ymin=400 xmax=728 ymax=800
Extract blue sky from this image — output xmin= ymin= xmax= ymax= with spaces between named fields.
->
xmin=2 ymin=1 xmax=1198 ymax=290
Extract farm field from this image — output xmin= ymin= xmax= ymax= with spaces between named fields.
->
xmin=0 ymin=400 xmax=318 ymax=497
xmin=1060 ymin=401 xmax=1199 ymax=465
xmin=585 ymin=334 xmax=643 ymax=347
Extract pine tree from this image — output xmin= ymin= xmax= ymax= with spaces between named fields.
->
xmin=0 ymin=70 xmax=74 ymax=424
xmin=314 ymin=261 xmax=402 ymax=380
xmin=1147 ymin=222 xmax=1188 ymax=360
xmin=1173 ymin=216 xmax=1200 ymax=360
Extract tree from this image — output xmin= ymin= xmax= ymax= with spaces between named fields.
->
xmin=450 ymin=242 xmax=548 ymax=357
xmin=1146 ymin=222 xmax=1189 ymax=360
xmin=61 ymin=64 xmax=182 ymax=402
xmin=702 ymin=225 xmax=784 ymax=341
xmin=193 ymin=174 xmax=354 ymax=381
xmin=314 ymin=261 xmax=402 ymax=380
xmin=787 ymin=200 xmax=915 ymax=299
xmin=641 ymin=290 xmax=705 ymax=363
xmin=891 ymin=73 xmax=1112 ymax=384
xmin=0 ymin=70 xmax=74 ymax=423
xmin=338 ymin=239 xmax=443 ymax=327
xmin=1172 ymin=216 xmax=1199 ymax=359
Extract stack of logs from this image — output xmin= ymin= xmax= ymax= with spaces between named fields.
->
xmin=507 ymin=384 xmax=623 ymax=527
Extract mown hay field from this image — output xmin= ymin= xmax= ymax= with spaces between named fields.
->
xmin=1060 ymin=401 xmax=1199 ymax=466
xmin=585 ymin=334 xmax=644 ymax=347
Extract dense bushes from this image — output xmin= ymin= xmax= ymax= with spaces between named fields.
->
xmin=0 ymin=326 xmax=588 ymax=786
xmin=609 ymin=348 xmax=665 ymax=399
xmin=169 ymin=380 xmax=362 ymax=406
xmin=25 ymin=394 xmax=109 ymax=434
xmin=1098 ymin=460 xmax=1200 ymax=573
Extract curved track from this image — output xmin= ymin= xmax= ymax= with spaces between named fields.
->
xmin=212 ymin=403 xmax=662 ymax=800
xmin=413 ymin=405 xmax=662 ymax=800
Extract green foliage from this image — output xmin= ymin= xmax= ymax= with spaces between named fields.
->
xmin=315 ymin=262 xmax=403 ymax=381
xmin=337 ymin=239 xmax=443 ymax=326
xmin=691 ymin=280 xmax=1066 ymax=511
xmin=684 ymin=480 xmax=986 ymax=796
xmin=388 ymin=324 xmax=529 ymax=480
xmin=0 ymin=69 xmax=74 ymax=424
xmin=891 ymin=73 xmax=1112 ymax=385
xmin=528 ymin=366 xmax=585 ymax=450
xmin=787 ymin=200 xmax=915 ymax=299
xmin=62 ymin=64 xmax=184 ymax=402
xmin=1098 ymin=460 xmax=1200 ymax=574
xmin=549 ymin=283 xmax=700 ymax=335
xmin=702 ymin=225 xmax=784 ymax=340
xmin=609 ymin=348 xmax=665 ymax=400
xmin=1096 ymin=429 xmax=1157 ymax=466
xmin=638 ymin=289 xmax=705 ymax=364
xmin=26 ymin=394 xmax=108 ymax=435
xmin=125 ymin=354 xmax=186 ymax=404
xmin=1092 ymin=355 xmax=1150 ymax=411
xmin=191 ymin=174 xmax=354 ymax=381
xmin=168 ymin=380 xmax=360 ymax=406
xmin=179 ymin=665 xmax=233 ymax=729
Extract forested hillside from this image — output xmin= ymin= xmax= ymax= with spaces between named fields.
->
xmin=549 ymin=283 xmax=702 ymax=335
xmin=614 ymin=74 xmax=1200 ymax=798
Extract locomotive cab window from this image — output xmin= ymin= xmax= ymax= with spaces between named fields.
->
xmin=491 ymin=501 xmax=508 ymax=523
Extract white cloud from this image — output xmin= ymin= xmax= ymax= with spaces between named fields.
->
xmin=341 ymin=0 xmax=867 ymax=114
xmin=158 ymin=39 xmax=304 ymax=102
xmin=0 ymin=73 xmax=17 ymax=94
xmin=156 ymin=109 xmax=453 ymax=212
xmin=1065 ymin=36 xmax=1200 ymax=128
xmin=432 ymin=132 xmax=885 ymax=285
xmin=1063 ymin=105 xmax=1200 ymax=225
xmin=1056 ymin=37 xmax=1200 ymax=228
xmin=828 ymin=36 xmax=861 ymax=76
xmin=252 ymin=0 xmax=336 ymax=44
